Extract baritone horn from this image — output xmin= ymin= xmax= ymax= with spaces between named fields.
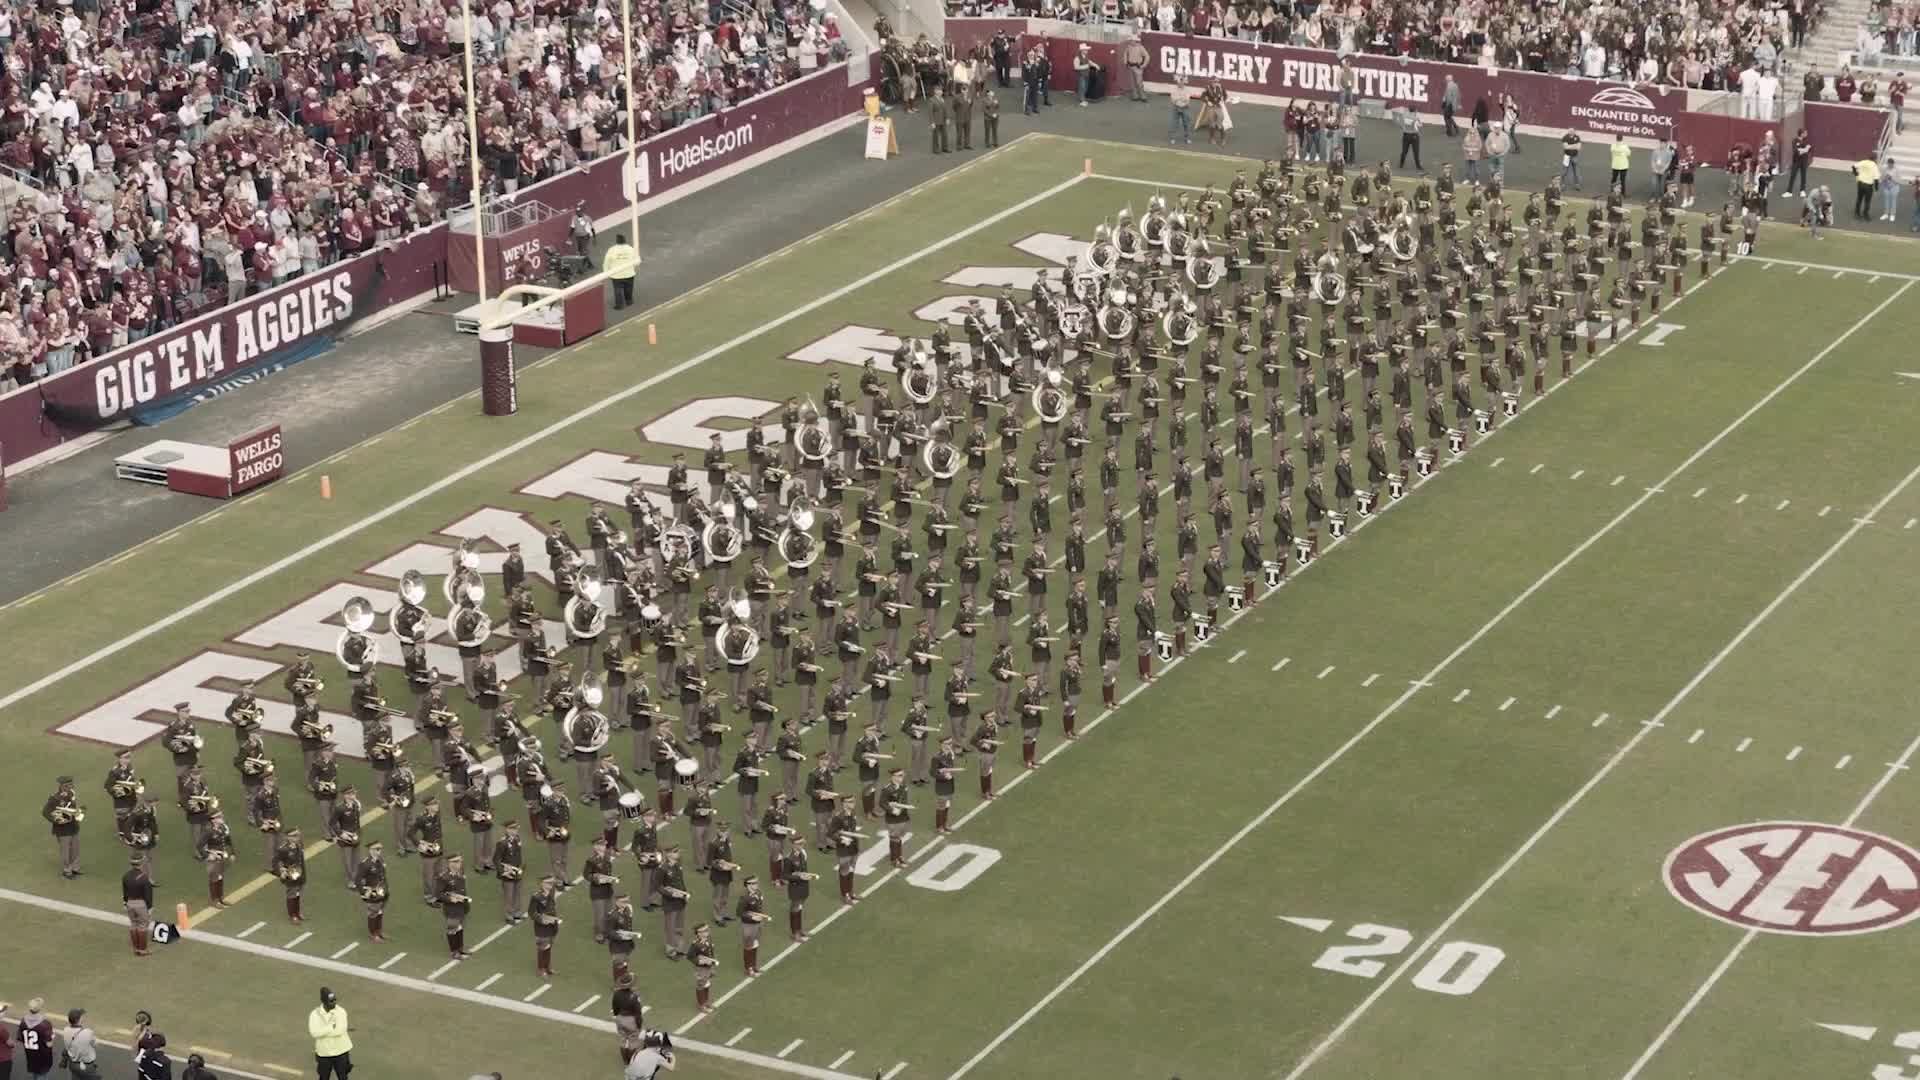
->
xmin=335 ymin=595 xmax=379 ymax=674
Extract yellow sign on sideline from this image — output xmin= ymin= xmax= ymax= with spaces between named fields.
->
xmin=865 ymin=116 xmax=898 ymax=160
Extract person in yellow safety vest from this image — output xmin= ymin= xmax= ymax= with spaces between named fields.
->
xmin=308 ymin=986 xmax=354 ymax=1080
xmin=1608 ymin=134 xmax=1632 ymax=196
xmin=1851 ymin=157 xmax=1880 ymax=219
xmin=604 ymin=233 xmax=639 ymax=310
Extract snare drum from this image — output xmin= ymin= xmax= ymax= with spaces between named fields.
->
xmin=618 ymin=791 xmax=646 ymax=821
xmin=673 ymin=758 xmax=701 ymax=780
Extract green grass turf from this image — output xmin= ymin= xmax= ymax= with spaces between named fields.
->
xmin=3 ymin=134 xmax=1919 ymax=1080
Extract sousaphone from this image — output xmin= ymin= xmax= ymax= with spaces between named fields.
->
xmin=701 ymin=504 xmax=744 ymax=564
xmin=1115 ymin=209 xmax=1146 ymax=262
xmin=921 ymin=431 xmax=961 ymax=480
xmin=442 ymin=542 xmax=482 ymax=608
xmin=793 ymin=417 xmax=830 ymax=463
xmin=1031 ymin=368 xmax=1070 ymax=424
xmin=1185 ymin=238 xmax=1220 ymax=292
xmin=335 ymin=595 xmax=379 ymax=674
xmin=1311 ymin=271 xmax=1348 ymax=305
xmin=562 ymin=678 xmax=611 ymax=755
xmin=1086 ymin=224 xmax=1120 ymax=276
xmin=776 ymin=506 xmax=820 ymax=570
xmin=1388 ymin=221 xmax=1419 ymax=261
xmin=451 ymin=582 xmax=492 ymax=648
xmin=563 ymin=568 xmax=608 ymax=642
xmin=714 ymin=610 xmax=761 ymax=668
xmin=1162 ymin=291 xmax=1201 ymax=347
xmin=391 ymin=570 xmax=432 ymax=645
xmin=902 ymin=359 xmax=938 ymax=406
xmin=1097 ymin=282 xmax=1135 ymax=340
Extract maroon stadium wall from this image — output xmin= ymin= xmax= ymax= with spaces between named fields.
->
xmin=0 ymin=61 xmax=870 ymax=467
xmin=447 ymin=64 xmax=870 ymax=294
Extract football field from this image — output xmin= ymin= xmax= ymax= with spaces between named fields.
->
xmin=4 ymin=134 xmax=1920 ymax=1080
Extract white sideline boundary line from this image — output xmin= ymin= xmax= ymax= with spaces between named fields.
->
xmin=0 ymin=886 xmax=867 ymax=1080
xmin=1620 ymin=688 xmax=1920 ymax=1071
xmin=1308 ymin=454 xmax=1920 ymax=1080
xmin=0 ymin=171 xmax=1089 ymax=713
xmin=949 ymin=278 xmax=1913 ymax=1080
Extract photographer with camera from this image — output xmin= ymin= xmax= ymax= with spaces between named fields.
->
xmin=622 ymin=1031 xmax=675 ymax=1078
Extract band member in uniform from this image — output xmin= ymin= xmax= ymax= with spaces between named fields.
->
xmin=250 ymin=778 xmax=282 ymax=867
xmin=383 ymin=753 xmax=417 ymax=855
xmin=123 ymin=855 xmax=154 ymax=955
xmin=629 ymin=806 xmax=664 ymax=910
xmin=931 ymin=737 xmax=960 ymax=835
xmin=495 ymin=820 xmax=526 ymax=922
xmin=332 ymin=785 xmax=365 ymax=887
xmin=689 ymin=923 xmax=719 ymax=1013
xmin=411 ymin=795 xmax=447 ymax=904
xmin=457 ymin=777 xmax=496 ymax=872
xmin=44 ymin=776 xmax=84 ymax=878
xmin=200 ymin=810 xmax=235 ymax=907
xmin=122 ymin=795 xmax=160 ymax=881
xmin=1017 ymin=673 xmax=1048 ymax=767
xmin=530 ymin=875 xmax=564 ymax=977
xmin=761 ymin=792 xmax=795 ymax=886
xmin=306 ymin=746 xmax=340 ymax=840
xmin=806 ymin=751 xmax=838 ymax=852
xmin=737 ymin=876 xmax=770 ymax=975
xmin=585 ymin=836 xmax=620 ymax=944
xmin=1059 ymin=650 xmax=1085 ymax=740
xmin=540 ymin=781 xmax=574 ymax=885
xmin=608 ymin=892 xmax=640 ymax=984
xmin=273 ymin=827 xmax=307 ymax=923
xmin=658 ymin=846 xmax=690 ymax=959
xmin=781 ymin=842 xmax=815 ymax=942
xmin=163 ymin=703 xmax=201 ymax=781
xmin=707 ymin=820 xmax=738 ymax=923
xmin=106 ymin=750 xmax=143 ymax=825
xmin=880 ymin=768 xmax=912 ymax=870
xmin=686 ymin=780 xmax=719 ymax=869
xmin=440 ymin=854 xmax=475 ymax=959
xmin=829 ymin=796 xmax=862 ymax=905
xmin=854 ymin=722 xmax=888 ymax=818
xmin=357 ymin=841 xmax=390 ymax=941
xmin=180 ymin=764 xmax=215 ymax=853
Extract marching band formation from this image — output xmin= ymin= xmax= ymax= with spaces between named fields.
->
xmin=43 ymin=154 xmax=1730 ymax=1037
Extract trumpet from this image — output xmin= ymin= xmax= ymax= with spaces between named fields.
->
xmin=110 ymin=779 xmax=143 ymax=799
xmin=497 ymin=864 xmax=523 ymax=881
xmin=336 ymin=831 xmax=360 ymax=846
xmin=125 ymin=830 xmax=152 ymax=846
xmin=185 ymin=794 xmax=217 ymax=814
xmin=360 ymin=885 xmax=389 ymax=903
xmin=241 ymin=756 xmax=276 ymax=777
xmin=52 ymin=804 xmax=84 ymax=824
xmin=277 ymin=866 xmax=304 ymax=884
xmin=442 ymin=892 xmax=472 ymax=906
xmin=259 ymin=817 xmax=283 ymax=832
xmin=310 ymin=781 xmax=338 ymax=799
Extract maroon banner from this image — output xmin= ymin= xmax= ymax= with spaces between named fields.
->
xmin=1144 ymin=33 xmax=1693 ymax=139
xmin=0 ymin=223 xmax=448 ymax=462
xmin=448 ymin=205 xmax=575 ymax=296
xmin=1800 ymin=100 xmax=1892 ymax=166
xmin=227 ymin=424 xmax=286 ymax=495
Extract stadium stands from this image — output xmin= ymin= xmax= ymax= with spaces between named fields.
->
xmin=0 ymin=0 xmax=849 ymax=390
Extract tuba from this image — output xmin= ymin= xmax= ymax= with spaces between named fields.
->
xmin=1086 ymin=232 xmax=1120 ymax=276
xmin=921 ymin=435 xmax=961 ymax=481
xmin=1097 ymin=282 xmax=1135 ymax=340
xmin=452 ymin=582 xmax=493 ymax=648
xmin=777 ymin=506 xmax=820 ymax=570
xmin=1162 ymin=292 xmax=1201 ymax=347
xmin=793 ymin=419 xmax=830 ymax=464
xmin=1031 ymin=369 xmax=1070 ymax=424
xmin=1142 ymin=196 xmax=1170 ymax=250
xmin=701 ymin=504 xmax=744 ymax=564
xmin=392 ymin=571 xmax=432 ymax=645
xmin=335 ymin=595 xmax=379 ymax=674
xmin=1388 ymin=221 xmax=1419 ymax=261
xmin=564 ymin=569 xmax=609 ymax=641
xmin=1311 ymin=271 xmax=1348 ymax=305
xmin=1115 ymin=211 xmax=1146 ymax=262
xmin=715 ymin=616 xmax=761 ymax=668
xmin=563 ymin=680 xmax=612 ymax=755
xmin=442 ymin=543 xmax=483 ymax=608
xmin=902 ymin=360 xmax=938 ymax=406
xmin=1185 ymin=241 xmax=1221 ymax=292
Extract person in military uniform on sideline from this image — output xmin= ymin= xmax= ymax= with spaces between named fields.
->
xmin=982 ymin=88 xmax=1000 ymax=148
xmin=953 ymin=83 xmax=974 ymax=150
xmin=929 ymin=85 xmax=951 ymax=154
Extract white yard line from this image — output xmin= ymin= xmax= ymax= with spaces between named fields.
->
xmin=1620 ymin=727 xmax=1920 ymax=1079
xmin=1284 ymin=456 xmax=1920 ymax=1080
xmin=0 ymin=174 xmax=1091 ymax=716
xmin=1726 ymin=253 xmax=1920 ymax=280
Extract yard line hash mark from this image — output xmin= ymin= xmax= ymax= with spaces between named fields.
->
xmin=1689 ymin=729 xmax=1705 ymax=744
xmin=778 ymin=1039 xmax=805 ymax=1059
xmin=1546 ymin=705 xmax=1562 ymax=719
xmin=378 ymin=951 xmax=407 ymax=970
xmin=830 ymin=1052 xmax=856 ymax=1069
xmin=475 ymin=973 xmax=503 ymax=991
xmin=572 ymin=995 xmax=601 ymax=1015
xmin=1292 ymin=445 xmax=1920 ymax=1080
xmin=1786 ymin=745 xmax=1803 ymax=761
xmin=1819 ymin=505 xmax=1833 ymax=517
xmin=1499 ymin=697 xmax=1516 ymax=711
xmin=1490 ymin=457 xmax=1505 ymax=467
xmin=284 ymin=931 xmax=311 ymax=949
xmin=1318 ymin=665 xmax=1336 ymax=680
xmin=1777 ymin=499 xmax=1791 ymax=511
xmin=1530 ymin=463 xmax=1545 ymax=475
xmin=1612 ymin=475 xmax=1625 ymax=486
xmin=1570 ymin=469 xmax=1585 ymax=480
xmin=522 ymin=984 xmax=551 ymax=1003
xmin=1362 ymin=673 xmax=1380 ymax=687
xmin=1592 ymin=713 xmax=1610 ymax=727
xmin=1453 ymin=688 xmax=1471 ymax=702
xmin=1736 ymin=737 xmax=1753 ymax=752
xmin=726 ymin=1028 xmax=754 ymax=1047
xmin=1836 ymin=755 xmax=1853 ymax=770
xmin=1272 ymin=657 xmax=1291 ymax=672
xmin=237 ymin=921 xmax=265 ymax=939
xmin=1228 ymin=649 xmax=1247 ymax=664
xmin=884 ymin=1065 xmax=910 ymax=1080
xmin=329 ymin=942 xmax=359 ymax=960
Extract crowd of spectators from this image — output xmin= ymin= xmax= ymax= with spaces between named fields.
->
xmin=0 ymin=0 xmax=850 ymax=390
xmin=1864 ymin=0 xmax=1918 ymax=57
xmin=959 ymin=0 xmax=1822 ymax=91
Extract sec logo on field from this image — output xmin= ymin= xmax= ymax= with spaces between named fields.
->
xmin=1664 ymin=822 xmax=1920 ymax=936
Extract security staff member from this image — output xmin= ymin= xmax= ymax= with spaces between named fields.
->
xmin=603 ymin=233 xmax=640 ymax=310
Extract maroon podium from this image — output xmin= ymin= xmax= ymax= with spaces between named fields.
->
xmin=480 ymin=324 xmax=518 ymax=416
